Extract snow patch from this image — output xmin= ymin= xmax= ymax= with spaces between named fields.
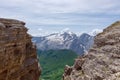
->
xmin=89 ymin=29 xmax=103 ymax=36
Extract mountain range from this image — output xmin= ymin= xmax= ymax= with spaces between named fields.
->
xmin=32 ymin=31 xmax=94 ymax=55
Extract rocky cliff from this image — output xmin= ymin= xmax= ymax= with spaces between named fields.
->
xmin=63 ymin=21 xmax=120 ymax=80
xmin=0 ymin=18 xmax=40 ymax=80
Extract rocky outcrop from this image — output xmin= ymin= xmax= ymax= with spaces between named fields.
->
xmin=0 ymin=18 xmax=41 ymax=80
xmin=63 ymin=21 xmax=120 ymax=80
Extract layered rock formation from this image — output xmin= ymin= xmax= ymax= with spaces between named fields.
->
xmin=63 ymin=21 xmax=120 ymax=80
xmin=0 ymin=18 xmax=40 ymax=80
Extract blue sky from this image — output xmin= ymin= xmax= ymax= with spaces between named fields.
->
xmin=0 ymin=0 xmax=120 ymax=36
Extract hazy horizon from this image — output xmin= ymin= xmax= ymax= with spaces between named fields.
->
xmin=0 ymin=0 xmax=120 ymax=36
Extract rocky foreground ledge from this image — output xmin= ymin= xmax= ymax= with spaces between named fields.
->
xmin=0 ymin=18 xmax=41 ymax=80
xmin=63 ymin=21 xmax=120 ymax=80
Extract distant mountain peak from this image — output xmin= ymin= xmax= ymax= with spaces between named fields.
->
xmin=32 ymin=32 xmax=94 ymax=55
xmin=60 ymin=30 xmax=74 ymax=35
xmin=89 ymin=29 xmax=103 ymax=36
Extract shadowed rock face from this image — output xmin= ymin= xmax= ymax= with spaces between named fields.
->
xmin=63 ymin=21 xmax=120 ymax=80
xmin=0 ymin=18 xmax=41 ymax=80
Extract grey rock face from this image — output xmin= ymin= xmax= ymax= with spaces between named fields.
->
xmin=63 ymin=21 xmax=120 ymax=80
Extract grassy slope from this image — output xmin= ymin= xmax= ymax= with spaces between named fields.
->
xmin=37 ymin=49 xmax=77 ymax=80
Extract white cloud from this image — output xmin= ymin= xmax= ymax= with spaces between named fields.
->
xmin=28 ymin=29 xmax=49 ymax=37
xmin=1 ymin=0 xmax=120 ymax=14
xmin=0 ymin=0 xmax=120 ymax=36
xmin=38 ymin=28 xmax=43 ymax=31
xmin=62 ymin=28 xmax=70 ymax=32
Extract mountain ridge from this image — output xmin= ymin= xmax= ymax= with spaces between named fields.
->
xmin=32 ymin=31 xmax=94 ymax=55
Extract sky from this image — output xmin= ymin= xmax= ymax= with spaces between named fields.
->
xmin=0 ymin=0 xmax=120 ymax=36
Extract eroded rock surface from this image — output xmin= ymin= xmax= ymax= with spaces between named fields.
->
xmin=0 ymin=18 xmax=41 ymax=80
xmin=63 ymin=21 xmax=120 ymax=80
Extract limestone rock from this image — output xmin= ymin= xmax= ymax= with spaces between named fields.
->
xmin=0 ymin=18 xmax=41 ymax=80
xmin=63 ymin=21 xmax=120 ymax=80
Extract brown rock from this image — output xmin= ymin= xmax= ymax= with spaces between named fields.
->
xmin=63 ymin=65 xmax=73 ymax=76
xmin=0 ymin=18 xmax=41 ymax=80
xmin=63 ymin=21 xmax=120 ymax=80
xmin=73 ymin=57 xmax=86 ymax=70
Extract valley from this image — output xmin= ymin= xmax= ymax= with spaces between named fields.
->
xmin=37 ymin=49 xmax=77 ymax=80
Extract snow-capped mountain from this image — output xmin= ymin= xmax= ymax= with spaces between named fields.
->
xmin=32 ymin=31 xmax=94 ymax=55
xmin=89 ymin=29 xmax=103 ymax=36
